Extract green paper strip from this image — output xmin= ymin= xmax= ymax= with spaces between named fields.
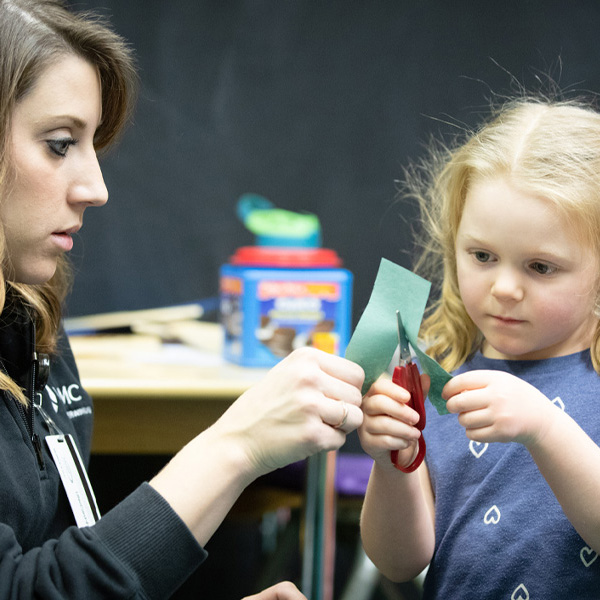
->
xmin=345 ymin=258 xmax=451 ymax=415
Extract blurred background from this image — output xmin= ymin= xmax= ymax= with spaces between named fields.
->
xmin=66 ymin=2 xmax=600 ymax=598
xmin=66 ymin=0 xmax=600 ymax=324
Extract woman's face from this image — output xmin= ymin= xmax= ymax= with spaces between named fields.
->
xmin=4 ymin=53 xmax=107 ymax=284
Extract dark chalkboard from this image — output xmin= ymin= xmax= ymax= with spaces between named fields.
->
xmin=65 ymin=0 xmax=600 ymax=326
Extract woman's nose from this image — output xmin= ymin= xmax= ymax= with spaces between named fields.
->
xmin=491 ymin=268 xmax=524 ymax=302
xmin=68 ymin=150 xmax=108 ymax=207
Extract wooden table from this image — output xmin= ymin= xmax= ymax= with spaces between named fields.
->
xmin=73 ymin=340 xmax=268 ymax=454
xmin=68 ymin=321 xmax=268 ymax=454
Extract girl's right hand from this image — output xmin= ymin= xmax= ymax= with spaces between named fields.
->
xmin=358 ymin=374 xmax=429 ymax=471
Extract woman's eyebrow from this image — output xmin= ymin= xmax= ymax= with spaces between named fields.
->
xmin=34 ymin=114 xmax=88 ymax=130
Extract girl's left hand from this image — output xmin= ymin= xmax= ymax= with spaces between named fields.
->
xmin=443 ymin=370 xmax=554 ymax=448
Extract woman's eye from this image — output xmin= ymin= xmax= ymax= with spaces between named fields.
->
xmin=46 ymin=137 xmax=77 ymax=157
xmin=530 ymin=261 xmax=557 ymax=276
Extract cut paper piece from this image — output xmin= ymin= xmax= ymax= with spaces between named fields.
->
xmin=345 ymin=258 xmax=451 ymax=415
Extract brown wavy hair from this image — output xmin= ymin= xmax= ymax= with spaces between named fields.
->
xmin=0 ymin=0 xmax=137 ymax=402
xmin=404 ymin=98 xmax=600 ymax=373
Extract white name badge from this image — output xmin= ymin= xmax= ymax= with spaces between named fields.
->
xmin=45 ymin=434 xmax=101 ymax=527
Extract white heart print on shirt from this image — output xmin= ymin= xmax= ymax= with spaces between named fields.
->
xmin=581 ymin=546 xmax=598 ymax=568
xmin=484 ymin=505 xmax=501 ymax=525
xmin=469 ymin=440 xmax=488 ymax=458
xmin=511 ymin=583 xmax=529 ymax=600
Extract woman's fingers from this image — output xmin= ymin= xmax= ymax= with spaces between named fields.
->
xmin=321 ymin=398 xmax=363 ymax=433
xmin=317 ymin=349 xmax=365 ymax=390
xmin=272 ymin=348 xmax=364 ymax=408
xmin=311 ymin=351 xmax=364 ymax=407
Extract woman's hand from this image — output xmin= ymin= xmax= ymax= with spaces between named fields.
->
xmin=443 ymin=370 xmax=554 ymax=448
xmin=358 ymin=374 xmax=428 ymax=471
xmin=210 ymin=347 xmax=365 ymax=478
xmin=150 ymin=347 xmax=363 ymax=547
xmin=241 ymin=581 xmax=307 ymax=600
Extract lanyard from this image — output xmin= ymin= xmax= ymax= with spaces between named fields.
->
xmin=34 ymin=392 xmax=63 ymax=435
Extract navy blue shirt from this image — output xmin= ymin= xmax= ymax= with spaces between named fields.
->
xmin=423 ymin=351 xmax=600 ymax=599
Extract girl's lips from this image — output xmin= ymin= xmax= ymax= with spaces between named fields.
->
xmin=492 ymin=315 xmax=525 ymax=325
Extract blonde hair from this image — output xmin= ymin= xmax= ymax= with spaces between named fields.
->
xmin=0 ymin=0 xmax=137 ymax=403
xmin=406 ymin=97 xmax=600 ymax=373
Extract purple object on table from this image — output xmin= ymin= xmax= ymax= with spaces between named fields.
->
xmin=335 ymin=454 xmax=374 ymax=496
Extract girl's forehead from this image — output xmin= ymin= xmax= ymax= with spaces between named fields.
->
xmin=459 ymin=176 xmax=592 ymax=259
xmin=461 ymin=177 xmax=554 ymax=222
xmin=460 ymin=175 xmax=596 ymax=249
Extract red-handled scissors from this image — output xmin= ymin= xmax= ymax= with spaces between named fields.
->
xmin=390 ymin=309 xmax=426 ymax=473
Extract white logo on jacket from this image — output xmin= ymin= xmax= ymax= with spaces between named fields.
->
xmin=46 ymin=384 xmax=83 ymax=413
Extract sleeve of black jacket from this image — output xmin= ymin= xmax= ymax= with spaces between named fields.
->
xmin=0 ymin=482 xmax=208 ymax=599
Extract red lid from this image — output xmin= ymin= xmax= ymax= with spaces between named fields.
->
xmin=230 ymin=246 xmax=343 ymax=267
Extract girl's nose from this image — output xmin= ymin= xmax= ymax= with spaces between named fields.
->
xmin=491 ymin=268 xmax=524 ymax=302
xmin=68 ymin=150 xmax=108 ymax=207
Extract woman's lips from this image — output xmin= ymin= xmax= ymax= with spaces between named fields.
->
xmin=51 ymin=224 xmax=80 ymax=252
xmin=51 ymin=232 xmax=74 ymax=252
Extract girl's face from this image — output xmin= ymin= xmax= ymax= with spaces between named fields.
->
xmin=3 ymin=53 xmax=107 ymax=284
xmin=455 ymin=176 xmax=599 ymax=361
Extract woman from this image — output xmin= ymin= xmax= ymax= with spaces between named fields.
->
xmin=0 ymin=1 xmax=364 ymax=597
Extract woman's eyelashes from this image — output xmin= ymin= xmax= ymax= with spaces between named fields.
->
xmin=46 ymin=137 xmax=78 ymax=157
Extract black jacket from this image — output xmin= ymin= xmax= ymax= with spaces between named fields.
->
xmin=0 ymin=308 xmax=206 ymax=598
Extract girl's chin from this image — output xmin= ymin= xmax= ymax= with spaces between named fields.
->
xmin=482 ymin=339 xmax=539 ymax=361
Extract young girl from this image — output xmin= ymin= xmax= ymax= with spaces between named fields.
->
xmin=358 ymin=97 xmax=600 ymax=599
xmin=0 ymin=1 xmax=364 ymax=597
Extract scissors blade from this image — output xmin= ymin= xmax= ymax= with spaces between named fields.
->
xmin=396 ymin=309 xmax=411 ymax=363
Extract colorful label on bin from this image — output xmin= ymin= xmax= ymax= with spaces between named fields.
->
xmin=257 ymin=281 xmax=340 ymax=301
xmin=256 ymin=280 xmax=340 ymax=357
xmin=220 ymin=263 xmax=352 ymax=367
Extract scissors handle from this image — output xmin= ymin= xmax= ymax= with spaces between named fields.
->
xmin=390 ymin=362 xmax=426 ymax=473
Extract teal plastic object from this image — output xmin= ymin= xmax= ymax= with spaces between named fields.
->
xmin=237 ymin=193 xmax=322 ymax=247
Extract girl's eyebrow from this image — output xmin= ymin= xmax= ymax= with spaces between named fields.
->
xmin=456 ymin=232 xmax=487 ymax=245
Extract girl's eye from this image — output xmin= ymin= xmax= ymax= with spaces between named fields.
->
xmin=530 ymin=261 xmax=557 ymax=276
xmin=46 ymin=137 xmax=77 ymax=157
xmin=472 ymin=250 xmax=492 ymax=263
